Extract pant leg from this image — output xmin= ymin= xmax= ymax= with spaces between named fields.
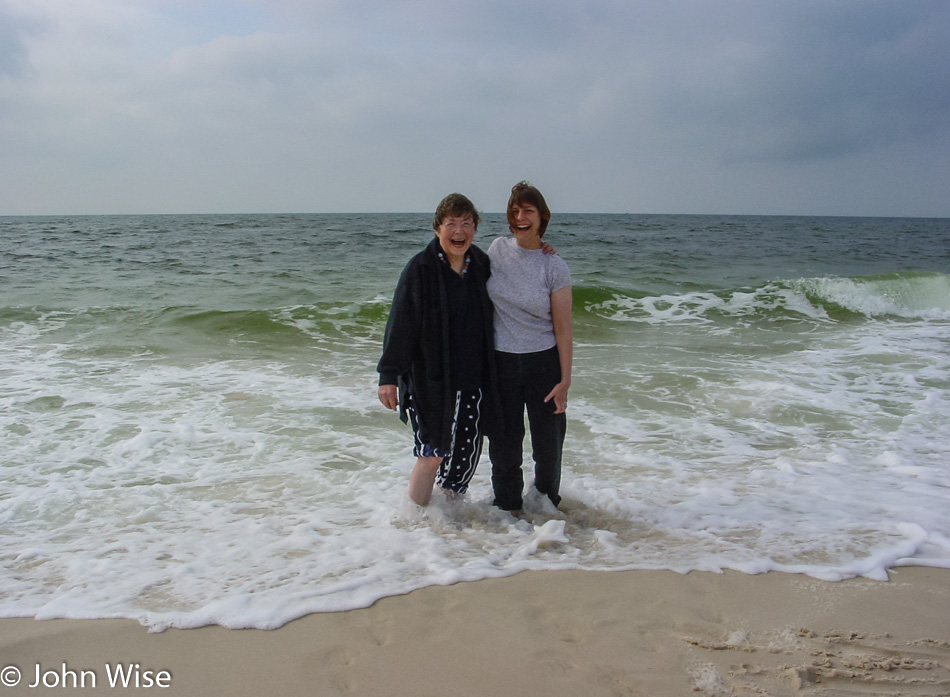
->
xmin=437 ymin=390 xmax=484 ymax=494
xmin=524 ymin=347 xmax=566 ymax=507
xmin=408 ymin=391 xmax=450 ymax=459
xmin=489 ymin=351 xmax=527 ymax=511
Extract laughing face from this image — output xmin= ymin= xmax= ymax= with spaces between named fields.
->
xmin=509 ymin=202 xmax=542 ymax=249
xmin=435 ymin=214 xmax=475 ymax=265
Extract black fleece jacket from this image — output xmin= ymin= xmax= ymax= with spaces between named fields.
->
xmin=377 ymin=237 xmax=500 ymax=452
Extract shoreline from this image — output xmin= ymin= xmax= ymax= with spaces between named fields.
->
xmin=2 ymin=566 xmax=949 ymax=696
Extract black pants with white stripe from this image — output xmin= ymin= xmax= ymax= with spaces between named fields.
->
xmin=407 ymin=389 xmax=484 ymax=494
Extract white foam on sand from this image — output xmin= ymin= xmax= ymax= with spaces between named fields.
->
xmin=1 ymin=300 xmax=949 ymax=630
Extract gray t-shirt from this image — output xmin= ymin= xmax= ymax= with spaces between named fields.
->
xmin=487 ymin=236 xmax=572 ymax=353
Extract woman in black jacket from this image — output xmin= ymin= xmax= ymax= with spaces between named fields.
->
xmin=377 ymin=193 xmax=499 ymax=506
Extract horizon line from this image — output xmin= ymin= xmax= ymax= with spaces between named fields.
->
xmin=2 ymin=211 xmax=948 ymax=220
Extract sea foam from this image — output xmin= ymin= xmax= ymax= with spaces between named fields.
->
xmin=2 ymin=214 xmax=948 ymax=630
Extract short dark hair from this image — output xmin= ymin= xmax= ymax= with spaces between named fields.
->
xmin=433 ymin=193 xmax=480 ymax=231
xmin=506 ymin=181 xmax=551 ymax=237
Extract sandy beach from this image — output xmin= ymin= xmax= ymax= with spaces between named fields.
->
xmin=2 ymin=566 xmax=948 ymax=696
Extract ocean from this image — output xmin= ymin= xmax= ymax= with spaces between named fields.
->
xmin=1 ymin=213 xmax=948 ymax=630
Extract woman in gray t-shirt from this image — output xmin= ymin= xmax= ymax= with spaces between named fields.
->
xmin=486 ymin=181 xmax=573 ymax=515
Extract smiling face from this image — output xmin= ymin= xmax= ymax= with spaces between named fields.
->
xmin=435 ymin=214 xmax=475 ymax=265
xmin=509 ymin=202 xmax=542 ymax=249
xmin=506 ymin=181 xmax=551 ymax=248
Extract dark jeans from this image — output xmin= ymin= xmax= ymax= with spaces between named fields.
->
xmin=489 ymin=347 xmax=566 ymax=511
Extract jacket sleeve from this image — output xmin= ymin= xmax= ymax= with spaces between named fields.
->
xmin=377 ymin=258 xmax=422 ymax=386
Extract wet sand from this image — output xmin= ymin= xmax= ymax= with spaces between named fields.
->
xmin=2 ymin=566 xmax=949 ymax=696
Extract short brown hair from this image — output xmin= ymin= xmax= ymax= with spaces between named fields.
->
xmin=507 ymin=181 xmax=551 ymax=237
xmin=433 ymin=193 xmax=480 ymax=231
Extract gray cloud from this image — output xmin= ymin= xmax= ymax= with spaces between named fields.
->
xmin=0 ymin=3 xmax=43 ymax=76
xmin=0 ymin=0 xmax=947 ymax=215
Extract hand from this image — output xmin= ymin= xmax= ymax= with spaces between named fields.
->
xmin=540 ymin=241 xmax=559 ymax=255
xmin=543 ymin=381 xmax=570 ymax=414
xmin=378 ymin=384 xmax=398 ymax=410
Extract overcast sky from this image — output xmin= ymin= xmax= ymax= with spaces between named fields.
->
xmin=2 ymin=0 xmax=948 ymax=216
